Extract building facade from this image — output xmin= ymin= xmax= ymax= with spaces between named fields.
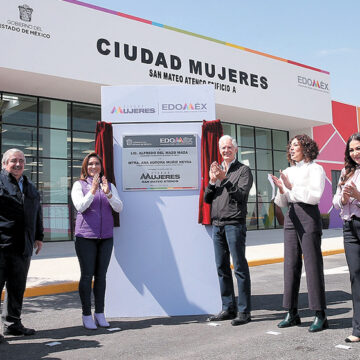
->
xmin=1 ymin=0 xmax=342 ymax=241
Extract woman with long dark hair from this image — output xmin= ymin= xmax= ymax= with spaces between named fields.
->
xmin=271 ymin=134 xmax=327 ymax=332
xmin=333 ymin=132 xmax=360 ymax=342
xmin=71 ymin=152 xmax=123 ymax=330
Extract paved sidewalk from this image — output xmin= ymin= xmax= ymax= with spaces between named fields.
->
xmin=20 ymin=228 xmax=344 ymax=297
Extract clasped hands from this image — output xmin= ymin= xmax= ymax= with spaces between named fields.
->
xmin=90 ymin=173 xmax=111 ymax=195
xmin=209 ymin=162 xmax=226 ymax=183
xmin=342 ymin=181 xmax=360 ymax=205
xmin=270 ymin=171 xmax=292 ymax=194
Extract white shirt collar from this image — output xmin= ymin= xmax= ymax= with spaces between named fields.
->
xmin=222 ymin=158 xmax=236 ymax=172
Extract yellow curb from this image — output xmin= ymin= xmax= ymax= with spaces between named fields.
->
xmin=1 ymin=281 xmax=79 ymax=300
xmin=0 ymin=249 xmax=346 ymax=298
xmin=243 ymin=248 xmax=345 ymax=268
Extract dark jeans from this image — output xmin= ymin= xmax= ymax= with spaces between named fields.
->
xmin=0 ymin=249 xmax=31 ymax=324
xmin=75 ymin=237 xmax=113 ymax=316
xmin=343 ymin=219 xmax=360 ymax=337
xmin=212 ymin=224 xmax=251 ymax=313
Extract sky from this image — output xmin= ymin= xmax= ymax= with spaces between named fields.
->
xmin=85 ymin=0 xmax=360 ymax=106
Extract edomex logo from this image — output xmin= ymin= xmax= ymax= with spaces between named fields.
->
xmin=297 ymin=76 xmax=329 ymax=93
xmin=161 ymin=103 xmax=207 ymax=112
xmin=111 ymin=105 xmax=156 ymax=115
xmin=18 ymin=4 xmax=33 ymax=22
xmin=160 ymin=136 xmax=194 ymax=145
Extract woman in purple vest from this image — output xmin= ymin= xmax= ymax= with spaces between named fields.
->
xmin=71 ymin=152 xmax=123 ymax=330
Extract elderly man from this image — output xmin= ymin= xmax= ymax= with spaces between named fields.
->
xmin=0 ymin=149 xmax=43 ymax=342
xmin=204 ymin=135 xmax=253 ymax=326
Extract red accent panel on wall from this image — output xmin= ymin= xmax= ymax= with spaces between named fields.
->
xmin=316 ymin=131 xmax=346 ymax=163
xmin=317 ymin=161 xmax=343 ymax=182
xmin=332 ymin=101 xmax=357 ymax=142
xmin=313 ymin=124 xmax=334 ymax=150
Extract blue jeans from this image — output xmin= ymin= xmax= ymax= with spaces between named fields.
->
xmin=212 ymin=224 xmax=251 ymax=313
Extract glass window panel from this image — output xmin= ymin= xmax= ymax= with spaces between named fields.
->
xmin=39 ymin=99 xmax=70 ymax=129
xmin=248 ymin=172 xmax=257 ymax=203
xmin=274 ymin=203 xmax=286 ymax=229
xmin=274 ymin=151 xmax=288 ymax=171
xmin=258 ymin=202 xmax=275 ymax=229
xmin=73 ymin=103 xmax=100 ymax=132
xmin=221 ymin=122 xmax=236 ymax=139
xmin=24 ymin=156 xmax=38 ymax=183
xmin=237 ymin=125 xmax=254 ymax=148
xmin=72 ymin=159 xmax=83 ymax=180
xmin=1 ymin=124 xmax=37 ymax=158
xmin=1 ymin=94 xmax=37 ymax=126
xmin=42 ymin=204 xmax=71 ymax=241
xmin=246 ymin=202 xmax=257 ymax=230
xmin=256 ymin=149 xmax=272 ymax=170
xmin=38 ymin=158 xmax=70 ymax=204
xmin=255 ymin=128 xmax=271 ymax=149
xmin=72 ymin=131 xmax=96 ymax=159
xmin=256 ymin=170 xmax=273 ymax=203
xmin=39 ymin=129 xmax=69 ymax=159
xmin=238 ymin=147 xmax=255 ymax=169
xmin=273 ymin=130 xmax=288 ymax=151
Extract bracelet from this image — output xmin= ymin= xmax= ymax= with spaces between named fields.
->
xmin=105 ymin=191 xmax=112 ymax=198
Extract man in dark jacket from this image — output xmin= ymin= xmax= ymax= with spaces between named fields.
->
xmin=0 ymin=149 xmax=43 ymax=342
xmin=204 ymin=135 xmax=253 ymax=326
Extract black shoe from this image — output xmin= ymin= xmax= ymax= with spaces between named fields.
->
xmin=231 ymin=312 xmax=251 ymax=326
xmin=308 ymin=313 xmax=329 ymax=333
xmin=0 ymin=334 xmax=5 ymax=344
xmin=207 ymin=310 xmax=236 ymax=322
xmin=277 ymin=312 xmax=301 ymax=328
xmin=5 ymin=322 xmax=35 ymax=336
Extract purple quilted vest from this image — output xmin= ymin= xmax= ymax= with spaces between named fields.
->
xmin=74 ymin=177 xmax=114 ymax=239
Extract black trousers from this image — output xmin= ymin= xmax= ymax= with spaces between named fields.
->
xmin=283 ymin=203 xmax=326 ymax=311
xmin=0 ymin=249 xmax=31 ymax=323
xmin=343 ymin=218 xmax=360 ymax=337
xmin=75 ymin=237 xmax=113 ymax=316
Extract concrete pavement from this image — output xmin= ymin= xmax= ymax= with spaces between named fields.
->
xmin=1 ymin=253 xmax=358 ymax=360
xmin=10 ymin=228 xmax=346 ymax=298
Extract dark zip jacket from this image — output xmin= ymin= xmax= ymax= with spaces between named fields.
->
xmin=0 ymin=169 xmax=44 ymax=256
xmin=204 ymin=160 xmax=253 ymax=226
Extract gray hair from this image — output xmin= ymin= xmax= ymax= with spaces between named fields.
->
xmin=219 ymin=135 xmax=238 ymax=148
xmin=2 ymin=148 xmax=26 ymax=169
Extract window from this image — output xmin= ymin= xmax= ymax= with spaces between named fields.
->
xmin=0 ymin=92 xmax=101 ymax=241
xmin=331 ymin=170 xmax=341 ymax=195
xmin=223 ymin=122 xmax=289 ymax=230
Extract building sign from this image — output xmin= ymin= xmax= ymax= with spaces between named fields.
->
xmin=0 ymin=0 xmax=332 ymax=125
xmin=122 ymin=134 xmax=198 ymax=191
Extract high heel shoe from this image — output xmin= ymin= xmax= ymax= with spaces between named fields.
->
xmin=308 ymin=311 xmax=328 ymax=332
xmin=82 ymin=315 xmax=97 ymax=330
xmin=277 ymin=311 xmax=301 ymax=328
xmin=94 ymin=313 xmax=110 ymax=328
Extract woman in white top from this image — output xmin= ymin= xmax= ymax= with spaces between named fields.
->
xmin=333 ymin=132 xmax=360 ymax=343
xmin=271 ymin=134 xmax=327 ymax=332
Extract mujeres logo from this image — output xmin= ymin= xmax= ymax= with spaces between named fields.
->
xmin=111 ymin=106 xmax=156 ymax=114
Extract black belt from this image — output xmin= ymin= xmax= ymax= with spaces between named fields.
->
xmin=346 ymin=215 xmax=360 ymax=222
